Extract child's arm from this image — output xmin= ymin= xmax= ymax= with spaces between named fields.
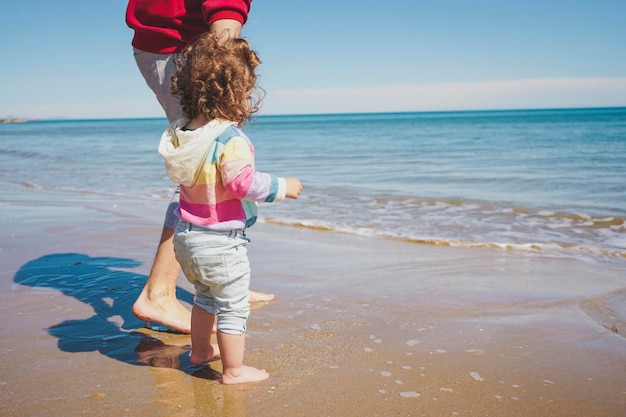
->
xmin=220 ymin=136 xmax=301 ymax=202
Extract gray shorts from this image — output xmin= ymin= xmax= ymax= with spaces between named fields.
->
xmin=163 ymin=187 xmax=180 ymax=230
xmin=173 ymin=221 xmax=251 ymax=335
xmin=133 ymin=48 xmax=184 ymax=228
xmin=133 ymin=48 xmax=183 ymax=122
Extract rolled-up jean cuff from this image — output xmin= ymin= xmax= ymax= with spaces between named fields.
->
xmin=194 ymin=292 xmax=249 ymax=334
xmin=216 ymin=314 xmax=248 ymax=335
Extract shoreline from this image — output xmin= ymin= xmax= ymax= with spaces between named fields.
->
xmin=1 ymin=193 xmax=625 ymax=416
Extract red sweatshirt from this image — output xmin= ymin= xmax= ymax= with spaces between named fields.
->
xmin=126 ymin=0 xmax=252 ymax=54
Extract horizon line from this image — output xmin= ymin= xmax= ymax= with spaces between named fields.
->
xmin=3 ymin=105 xmax=625 ymax=124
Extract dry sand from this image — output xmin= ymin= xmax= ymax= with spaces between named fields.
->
xmin=1 ymin=196 xmax=625 ymax=416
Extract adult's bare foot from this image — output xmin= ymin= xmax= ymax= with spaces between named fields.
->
xmin=132 ymin=290 xmax=192 ymax=334
xmin=249 ymin=290 xmax=275 ymax=303
xmin=132 ymin=289 xmax=270 ymax=334
xmin=221 ymin=365 xmax=269 ymax=385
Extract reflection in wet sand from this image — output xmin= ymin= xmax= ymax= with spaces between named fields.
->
xmin=133 ymin=328 xmax=248 ymax=416
xmin=134 ymin=331 xmax=192 ymax=369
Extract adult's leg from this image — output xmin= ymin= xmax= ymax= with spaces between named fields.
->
xmin=132 ymin=225 xmax=193 ymax=333
xmin=131 ymin=51 xmax=192 ymax=332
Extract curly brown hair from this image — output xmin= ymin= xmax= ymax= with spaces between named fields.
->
xmin=171 ymin=33 xmax=262 ymax=124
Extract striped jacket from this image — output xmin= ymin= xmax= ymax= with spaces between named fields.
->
xmin=158 ymin=118 xmax=287 ymax=230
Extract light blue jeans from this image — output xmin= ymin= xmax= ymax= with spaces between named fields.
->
xmin=173 ymin=221 xmax=251 ymax=335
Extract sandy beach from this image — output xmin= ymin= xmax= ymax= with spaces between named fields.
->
xmin=1 ymin=188 xmax=625 ymax=417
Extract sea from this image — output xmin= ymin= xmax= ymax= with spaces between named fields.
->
xmin=2 ymin=107 xmax=625 ymax=262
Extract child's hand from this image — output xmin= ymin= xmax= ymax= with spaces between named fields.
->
xmin=285 ymin=178 xmax=302 ymax=199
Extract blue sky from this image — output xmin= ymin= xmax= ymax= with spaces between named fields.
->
xmin=1 ymin=0 xmax=625 ymax=119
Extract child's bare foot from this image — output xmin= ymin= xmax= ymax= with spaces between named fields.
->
xmin=132 ymin=291 xmax=192 ymax=334
xmin=190 ymin=343 xmax=220 ymax=365
xmin=221 ymin=365 xmax=269 ymax=385
xmin=249 ymin=290 xmax=275 ymax=303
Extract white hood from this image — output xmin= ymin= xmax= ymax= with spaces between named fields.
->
xmin=158 ymin=119 xmax=236 ymax=186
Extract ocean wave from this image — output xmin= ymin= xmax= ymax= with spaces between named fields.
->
xmin=259 ymin=192 xmax=626 ymax=260
xmin=260 ymin=216 xmax=626 ymax=260
xmin=13 ymin=178 xmax=626 ymax=260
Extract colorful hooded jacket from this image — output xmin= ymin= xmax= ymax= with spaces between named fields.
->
xmin=158 ymin=119 xmax=287 ymax=231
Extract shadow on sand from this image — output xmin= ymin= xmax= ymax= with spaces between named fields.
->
xmin=12 ymin=252 xmax=219 ymax=379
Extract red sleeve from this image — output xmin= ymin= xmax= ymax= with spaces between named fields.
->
xmin=202 ymin=0 xmax=252 ymax=26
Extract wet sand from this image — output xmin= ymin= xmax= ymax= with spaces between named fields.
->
xmin=1 ymin=192 xmax=625 ymax=416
